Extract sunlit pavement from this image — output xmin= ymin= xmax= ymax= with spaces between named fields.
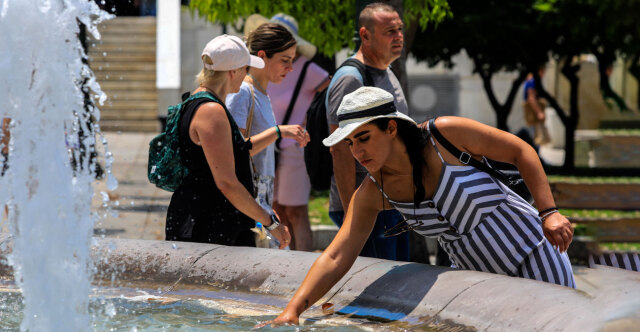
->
xmin=92 ymin=132 xmax=170 ymax=240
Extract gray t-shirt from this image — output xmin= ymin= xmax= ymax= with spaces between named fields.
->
xmin=326 ymin=63 xmax=408 ymax=212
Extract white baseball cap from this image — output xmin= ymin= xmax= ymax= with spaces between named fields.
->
xmin=323 ymin=86 xmax=416 ymax=147
xmin=201 ymin=34 xmax=264 ymax=71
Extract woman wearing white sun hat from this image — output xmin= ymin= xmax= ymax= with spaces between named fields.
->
xmin=165 ymin=35 xmax=291 ymax=248
xmin=260 ymin=85 xmax=575 ymax=326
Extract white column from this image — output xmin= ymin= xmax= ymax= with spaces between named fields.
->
xmin=157 ymin=0 xmax=180 ymax=90
xmin=156 ymin=0 xmax=181 ymax=125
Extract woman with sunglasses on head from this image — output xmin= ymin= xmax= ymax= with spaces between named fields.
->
xmin=261 ymin=86 xmax=574 ymax=326
xmin=226 ymin=23 xmax=310 ymax=234
xmin=165 ymin=35 xmax=291 ymax=248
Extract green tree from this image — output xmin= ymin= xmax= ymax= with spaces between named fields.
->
xmin=539 ymin=0 xmax=640 ymax=115
xmin=413 ymin=0 xmax=637 ymax=169
xmin=188 ymin=0 xmax=451 ymax=57
xmin=597 ymin=0 xmax=640 ymax=112
xmin=533 ymin=0 xmax=640 ymax=168
xmin=189 ymin=0 xmax=452 ymax=98
xmin=411 ymin=0 xmax=551 ymax=132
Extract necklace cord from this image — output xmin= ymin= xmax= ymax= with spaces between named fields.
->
xmin=379 ymin=170 xmax=417 ymax=235
xmin=247 ymin=73 xmax=267 ymax=94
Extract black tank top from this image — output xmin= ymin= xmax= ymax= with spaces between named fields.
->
xmin=178 ymin=93 xmax=254 ymax=194
xmin=165 ymin=92 xmax=255 ymax=244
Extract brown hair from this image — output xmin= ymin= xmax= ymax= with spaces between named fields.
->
xmin=246 ymin=23 xmax=296 ymax=58
xmin=358 ymin=2 xmax=397 ymax=32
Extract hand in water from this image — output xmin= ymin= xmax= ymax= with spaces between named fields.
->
xmin=253 ymin=311 xmax=299 ymax=329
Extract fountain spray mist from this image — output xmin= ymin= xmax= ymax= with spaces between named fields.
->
xmin=0 ymin=1 xmax=112 ymax=330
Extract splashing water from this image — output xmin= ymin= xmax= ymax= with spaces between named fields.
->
xmin=0 ymin=1 xmax=112 ymax=330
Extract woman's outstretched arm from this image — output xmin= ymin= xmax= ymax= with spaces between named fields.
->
xmin=257 ymin=178 xmax=381 ymax=327
xmin=240 ymin=125 xmax=310 ymax=156
xmin=434 ymin=116 xmax=572 ymax=252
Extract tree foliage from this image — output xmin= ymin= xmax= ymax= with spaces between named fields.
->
xmin=188 ymin=0 xmax=452 ymax=56
xmin=411 ymin=0 xmax=550 ymax=131
xmin=411 ymin=0 xmax=640 ymax=169
xmin=533 ymin=0 xmax=640 ymax=168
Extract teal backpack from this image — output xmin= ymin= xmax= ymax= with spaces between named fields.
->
xmin=148 ymin=91 xmax=218 ymax=192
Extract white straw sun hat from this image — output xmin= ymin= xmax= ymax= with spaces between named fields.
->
xmin=201 ymin=34 xmax=264 ymax=71
xmin=323 ymin=86 xmax=416 ymax=147
xmin=244 ymin=13 xmax=317 ymax=59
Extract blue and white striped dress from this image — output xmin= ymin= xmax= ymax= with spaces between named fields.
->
xmin=369 ymin=133 xmax=576 ymax=288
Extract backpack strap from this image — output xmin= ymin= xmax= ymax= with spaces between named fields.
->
xmin=341 ymin=58 xmax=373 ymax=86
xmin=324 ymin=57 xmax=374 ymax=109
xmin=183 ymin=91 xmax=218 ymax=105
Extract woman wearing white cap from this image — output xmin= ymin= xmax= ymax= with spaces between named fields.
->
xmin=165 ymin=35 xmax=291 ymax=248
xmin=261 ymin=86 xmax=575 ymax=326
xmin=226 ymin=23 xmax=310 ymax=236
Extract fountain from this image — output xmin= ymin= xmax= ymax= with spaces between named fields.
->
xmin=0 ymin=0 xmax=113 ymax=330
xmin=1 ymin=1 xmax=640 ymax=331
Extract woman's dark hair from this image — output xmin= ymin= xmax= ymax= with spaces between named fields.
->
xmin=372 ymin=117 xmax=428 ymax=207
xmin=246 ymin=23 xmax=297 ymax=58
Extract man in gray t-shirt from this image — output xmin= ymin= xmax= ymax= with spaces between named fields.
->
xmin=325 ymin=3 xmax=409 ymax=261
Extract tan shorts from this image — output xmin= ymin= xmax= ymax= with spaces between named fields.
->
xmin=274 ymin=144 xmax=311 ymax=206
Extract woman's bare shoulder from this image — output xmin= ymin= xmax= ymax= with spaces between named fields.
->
xmin=353 ymin=176 xmax=386 ymax=211
xmin=193 ymin=102 xmax=226 ymax=122
xmin=190 ymin=102 xmax=230 ymax=138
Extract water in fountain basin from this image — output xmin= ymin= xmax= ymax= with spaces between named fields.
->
xmin=0 ymin=1 xmax=112 ymax=330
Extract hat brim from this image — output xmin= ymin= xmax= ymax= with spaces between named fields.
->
xmin=322 ymin=112 xmax=416 ymax=147
xmin=292 ymin=35 xmax=317 ymax=59
xmin=245 ymin=13 xmax=317 ymax=59
xmin=244 ymin=14 xmax=270 ymax=37
xmin=249 ymin=55 xmax=265 ymax=68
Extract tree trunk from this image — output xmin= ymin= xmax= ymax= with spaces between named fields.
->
xmin=594 ymin=49 xmax=628 ymax=112
xmin=476 ymin=64 xmax=527 ymax=132
xmin=628 ymin=55 xmax=640 ymax=111
xmin=561 ymin=56 xmax=580 ymax=170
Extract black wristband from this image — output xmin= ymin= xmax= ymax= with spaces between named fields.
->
xmin=538 ymin=207 xmax=558 ymax=217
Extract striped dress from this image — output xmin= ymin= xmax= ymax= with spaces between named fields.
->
xmin=369 ymin=132 xmax=576 ymax=288
xmin=590 ymin=251 xmax=640 ymax=272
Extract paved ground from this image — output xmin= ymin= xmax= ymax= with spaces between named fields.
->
xmin=92 ymin=132 xmax=170 ymax=241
